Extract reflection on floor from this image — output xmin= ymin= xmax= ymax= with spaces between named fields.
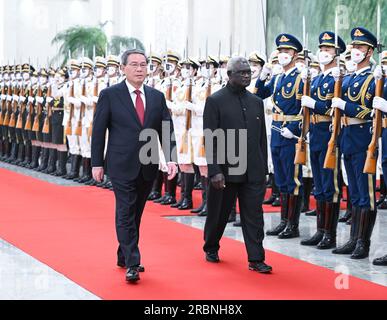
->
xmin=168 ymin=212 xmax=387 ymax=287
xmin=0 ymin=240 xmax=99 ymax=300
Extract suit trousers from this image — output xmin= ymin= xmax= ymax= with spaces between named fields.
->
xmin=111 ymin=170 xmax=153 ymax=268
xmin=204 ymin=181 xmax=266 ymax=262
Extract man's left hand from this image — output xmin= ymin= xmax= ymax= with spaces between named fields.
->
xmin=167 ymin=162 xmax=178 ymax=180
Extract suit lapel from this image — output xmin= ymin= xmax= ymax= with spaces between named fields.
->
xmin=116 ymin=80 xmax=142 ymax=127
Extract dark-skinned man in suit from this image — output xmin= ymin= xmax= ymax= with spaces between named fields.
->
xmin=203 ymin=56 xmax=272 ymax=274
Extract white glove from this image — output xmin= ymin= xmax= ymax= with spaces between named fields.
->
xmin=67 ymin=97 xmax=76 ymax=105
xmin=301 ymin=96 xmax=316 ymax=109
xmin=331 ymin=67 xmax=341 ymax=81
xmin=1 ymin=94 xmax=6 ymax=100
xmin=332 ymin=97 xmax=346 ymax=111
xmin=184 ymin=101 xmax=195 ymax=111
xmin=7 ymin=95 xmax=12 ymax=102
xmin=310 ymin=69 xmax=319 ymax=80
xmin=35 ymin=96 xmax=44 ymax=104
xmin=28 ymin=97 xmax=34 ymax=104
xmin=46 ymin=97 xmax=53 ymax=104
xmin=300 ymin=67 xmax=309 ymax=82
xmin=281 ymin=127 xmax=295 ymax=140
xmin=260 ymin=64 xmax=272 ymax=81
xmin=80 ymin=95 xmax=89 ymax=105
xmin=92 ymin=96 xmax=99 ymax=104
xmin=19 ymin=96 xmax=26 ymax=103
xmin=374 ymin=65 xmax=384 ymax=81
xmin=373 ymin=96 xmax=387 ymax=113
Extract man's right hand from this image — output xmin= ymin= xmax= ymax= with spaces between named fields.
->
xmin=210 ymin=173 xmax=226 ymax=190
xmin=92 ymin=167 xmax=104 ymax=183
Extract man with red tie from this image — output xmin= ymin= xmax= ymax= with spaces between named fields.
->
xmin=91 ymin=49 xmax=178 ymax=283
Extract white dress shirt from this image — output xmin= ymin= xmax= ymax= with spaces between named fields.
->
xmin=126 ymin=80 xmax=146 ymax=111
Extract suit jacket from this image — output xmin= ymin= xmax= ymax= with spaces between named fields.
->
xmin=203 ymin=83 xmax=268 ymax=184
xmin=91 ymin=80 xmax=176 ymax=182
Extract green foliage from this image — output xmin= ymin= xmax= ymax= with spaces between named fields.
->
xmin=109 ymin=36 xmax=145 ymax=55
xmin=267 ymin=0 xmax=386 ymax=57
xmin=51 ymin=26 xmax=108 ymax=66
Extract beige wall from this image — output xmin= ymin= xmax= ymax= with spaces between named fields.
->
xmin=0 ymin=0 xmax=267 ymax=65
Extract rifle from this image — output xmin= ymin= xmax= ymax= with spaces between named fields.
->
xmin=75 ymin=78 xmax=86 ymax=136
xmin=65 ymin=81 xmax=74 ymax=136
xmin=88 ymin=78 xmax=98 ymax=139
xmin=294 ymin=18 xmax=310 ymax=165
xmin=324 ymin=12 xmax=343 ymax=170
xmin=180 ymin=75 xmax=193 ymax=155
xmin=16 ymin=83 xmax=26 ymax=129
xmin=3 ymin=85 xmax=12 ymax=126
xmin=32 ymin=83 xmax=42 ymax=132
xmin=42 ymin=84 xmax=52 ymax=134
xmin=8 ymin=83 xmax=19 ymax=128
xmin=0 ymin=81 xmax=6 ymax=125
xmin=24 ymin=84 xmax=34 ymax=131
xmin=364 ymin=3 xmax=384 ymax=174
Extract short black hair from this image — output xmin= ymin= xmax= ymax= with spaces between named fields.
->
xmin=121 ymin=49 xmax=148 ymax=66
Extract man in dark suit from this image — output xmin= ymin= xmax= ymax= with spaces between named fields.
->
xmin=91 ymin=49 xmax=178 ymax=283
xmin=203 ymin=56 xmax=272 ymax=274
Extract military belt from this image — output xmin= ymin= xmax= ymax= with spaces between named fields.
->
xmin=52 ymin=108 xmax=64 ymax=111
xmin=311 ymin=115 xmax=331 ymax=124
xmin=272 ymin=113 xmax=302 ymax=122
xmin=342 ymin=116 xmax=371 ymax=127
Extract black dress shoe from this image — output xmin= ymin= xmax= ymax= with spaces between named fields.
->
xmin=148 ymin=191 xmax=161 ymax=201
xmin=126 ymin=268 xmax=140 ymax=283
xmin=206 ymin=252 xmax=220 ymax=263
xmin=161 ymin=196 xmax=177 ymax=206
xmin=271 ymin=197 xmax=281 ymax=207
xmin=249 ymin=262 xmax=273 ymax=274
xmin=263 ymin=195 xmax=276 ymax=205
xmin=178 ymin=198 xmax=193 ymax=210
xmin=117 ymin=262 xmax=145 ymax=272
xmin=373 ymin=255 xmax=387 ymax=266
xmin=305 ymin=209 xmax=317 ymax=217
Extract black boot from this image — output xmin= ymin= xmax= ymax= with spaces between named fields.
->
xmin=28 ymin=146 xmax=41 ymax=169
xmin=376 ymin=177 xmax=386 ymax=205
xmin=148 ymin=171 xmax=164 ymax=201
xmin=351 ymin=208 xmax=377 ymax=259
xmin=278 ymin=194 xmax=302 ymax=239
xmin=317 ymin=201 xmax=340 ymax=249
xmin=20 ymin=141 xmax=32 ymax=167
xmin=36 ymin=148 xmax=49 ymax=172
xmin=172 ymin=172 xmax=185 ymax=208
xmin=271 ymin=179 xmax=281 ymax=207
xmin=266 ymin=193 xmax=289 ymax=236
xmin=302 ymin=178 xmax=316 ymax=216
xmin=263 ymin=175 xmax=277 ymax=205
xmin=161 ymin=175 xmax=177 ymax=205
xmin=7 ymin=142 xmax=18 ymax=163
xmin=154 ymin=173 xmax=169 ymax=203
xmin=197 ymin=177 xmax=208 ymax=217
xmin=228 ymin=200 xmax=237 ymax=223
xmin=179 ymin=173 xmax=194 ymax=210
xmin=64 ymin=155 xmax=82 ymax=180
xmin=373 ymin=255 xmax=387 ymax=266
xmin=301 ymin=201 xmax=325 ymax=246
xmin=2 ymin=140 xmax=11 ymax=161
xmin=339 ymin=186 xmax=352 ymax=223
xmin=332 ymin=207 xmax=360 ymax=255
xmin=192 ymin=176 xmax=207 ymax=213
xmin=73 ymin=157 xmax=85 ymax=182
xmin=54 ymin=151 xmax=68 ymax=177
xmin=79 ymin=158 xmax=92 ymax=183
xmin=42 ymin=149 xmax=57 ymax=174
xmin=14 ymin=143 xmax=25 ymax=166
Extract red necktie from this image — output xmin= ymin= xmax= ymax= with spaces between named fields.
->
xmin=134 ymin=90 xmax=145 ymax=125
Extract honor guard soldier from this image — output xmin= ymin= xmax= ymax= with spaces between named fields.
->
xmin=33 ymin=68 xmax=49 ymax=172
xmin=50 ymin=67 xmax=69 ymax=177
xmin=84 ymin=56 xmax=109 ymax=186
xmin=147 ymin=52 xmax=168 ymax=201
xmin=153 ymin=51 xmax=181 ymax=206
xmin=247 ymin=52 xmax=265 ymax=94
xmin=0 ymin=66 xmax=4 ymax=159
xmin=1 ymin=66 xmax=12 ymax=160
xmin=6 ymin=65 xmax=19 ymax=164
xmin=370 ymin=51 xmax=387 ymax=266
xmin=300 ymin=31 xmax=346 ymax=249
xmin=76 ymin=57 xmax=95 ymax=184
xmin=332 ymin=27 xmax=377 ymax=259
xmin=256 ymin=34 xmax=304 ymax=239
xmin=63 ymin=59 xmax=82 ymax=180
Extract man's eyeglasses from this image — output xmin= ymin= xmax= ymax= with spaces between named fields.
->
xmin=128 ymin=63 xmax=148 ymax=69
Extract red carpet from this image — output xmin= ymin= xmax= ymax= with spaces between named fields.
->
xmin=0 ymin=168 xmax=386 ymax=300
